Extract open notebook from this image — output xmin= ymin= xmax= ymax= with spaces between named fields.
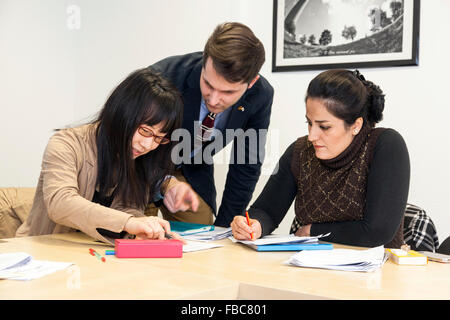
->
xmin=229 ymin=233 xmax=332 ymax=251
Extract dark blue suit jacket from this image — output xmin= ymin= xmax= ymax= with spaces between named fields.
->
xmin=149 ymin=52 xmax=274 ymax=226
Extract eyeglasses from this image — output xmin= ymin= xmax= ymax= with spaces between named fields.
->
xmin=137 ymin=126 xmax=171 ymax=145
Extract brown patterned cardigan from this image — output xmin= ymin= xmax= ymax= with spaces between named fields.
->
xmin=248 ymin=127 xmax=410 ymax=248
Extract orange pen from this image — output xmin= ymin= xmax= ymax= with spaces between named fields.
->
xmin=245 ymin=211 xmax=254 ymax=240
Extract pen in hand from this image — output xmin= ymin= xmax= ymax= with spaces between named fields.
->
xmin=245 ymin=211 xmax=254 ymax=240
xmin=164 ymin=232 xmax=173 ymax=239
xmin=165 ymin=231 xmax=187 ymax=244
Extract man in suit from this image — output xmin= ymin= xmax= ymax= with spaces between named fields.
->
xmin=148 ymin=22 xmax=274 ymax=227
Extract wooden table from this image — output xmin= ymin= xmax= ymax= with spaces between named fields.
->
xmin=1 ymin=232 xmax=449 ymax=300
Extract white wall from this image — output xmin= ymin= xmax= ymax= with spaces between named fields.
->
xmin=1 ymin=0 xmax=449 ymax=243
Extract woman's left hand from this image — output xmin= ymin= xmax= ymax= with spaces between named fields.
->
xmin=163 ymin=178 xmax=199 ymax=213
xmin=294 ymin=224 xmax=311 ymax=237
xmin=230 ymin=215 xmax=262 ymax=240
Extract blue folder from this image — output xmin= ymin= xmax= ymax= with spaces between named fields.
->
xmin=245 ymin=242 xmax=333 ymax=252
xmin=169 ymin=221 xmax=214 ymax=236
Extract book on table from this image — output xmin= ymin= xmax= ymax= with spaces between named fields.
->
xmin=286 ymin=246 xmax=387 ymax=272
xmin=169 ymin=221 xmax=214 ymax=236
xmin=230 ymin=233 xmax=333 ymax=252
xmin=386 ymin=248 xmax=427 ymax=265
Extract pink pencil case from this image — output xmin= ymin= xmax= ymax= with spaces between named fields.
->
xmin=114 ymin=239 xmax=183 ymax=258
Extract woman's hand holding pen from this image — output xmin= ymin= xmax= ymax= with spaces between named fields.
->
xmin=163 ymin=178 xmax=199 ymax=213
xmin=231 ymin=215 xmax=262 ymax=240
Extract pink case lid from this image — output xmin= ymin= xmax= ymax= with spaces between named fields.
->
xmin=115 ymin=239 xmax=183 ymax=258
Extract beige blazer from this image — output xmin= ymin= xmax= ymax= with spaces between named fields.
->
xmin=16 ymin=124 xmax=144 ymax=244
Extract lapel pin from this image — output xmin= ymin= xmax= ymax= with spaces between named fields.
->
xmin=237 ymin=106 xmax=245 ymax=112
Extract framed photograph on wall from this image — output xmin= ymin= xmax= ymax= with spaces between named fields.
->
xmin=272 ymin=0 xmax=420 ymax=72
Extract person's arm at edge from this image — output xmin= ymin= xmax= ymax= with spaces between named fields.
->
xmin=214 ymin=80 xmax=274 ymax=226
xmin=247 ymin=142 xmax=298 ymax=237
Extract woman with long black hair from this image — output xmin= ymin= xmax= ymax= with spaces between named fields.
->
xmin=15 ymin=68 xmax=198 ymax=244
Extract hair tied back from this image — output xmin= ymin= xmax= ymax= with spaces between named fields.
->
xmin=352 ymin=70 xmax=385 ymax=126
xmin=352 ymin=69 xmax=366 ymax=82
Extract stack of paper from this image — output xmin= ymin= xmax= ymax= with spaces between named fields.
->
xmin=0 ymin=252 xmax=73 ymax=281
xmin=229 ymin=233 xmax=332 ymax=251
xmin=286 ymin=246 xmax=387 ymax=272
xmin=183 ymin=227 xmax=232 ymax=241
xmin=183 ymin=240 xmax=224 ymax=252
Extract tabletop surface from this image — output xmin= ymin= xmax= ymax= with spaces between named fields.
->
xmin=1 ymin=232 xmax=449 ymax=300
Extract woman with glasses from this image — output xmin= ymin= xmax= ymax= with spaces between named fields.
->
xmin=15 ymin=68 xmax=198 ymax=244
xmin=231 ymin=69 xmax=410 ymax=248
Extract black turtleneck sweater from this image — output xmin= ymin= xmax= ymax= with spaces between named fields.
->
xmin=248 ymin=128 xmax=410 ymax=248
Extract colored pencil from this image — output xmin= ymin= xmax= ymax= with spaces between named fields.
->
xmin=245 ymin=211 xmax=254 ymax=240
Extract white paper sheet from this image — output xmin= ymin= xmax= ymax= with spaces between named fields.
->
xmin=0 ymin=252 xmax=32 ymax=270
xmin=0 ymin=252 xmax=73 ymax=281
xmin=183 ymin=227 xmax=232 ymax=242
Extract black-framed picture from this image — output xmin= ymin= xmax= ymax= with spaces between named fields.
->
xmin=272 ymin=0 xmax=420 ymax=72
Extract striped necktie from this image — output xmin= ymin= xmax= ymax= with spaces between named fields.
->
xmin=197 ymin=112 xmax=216 ymax=143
